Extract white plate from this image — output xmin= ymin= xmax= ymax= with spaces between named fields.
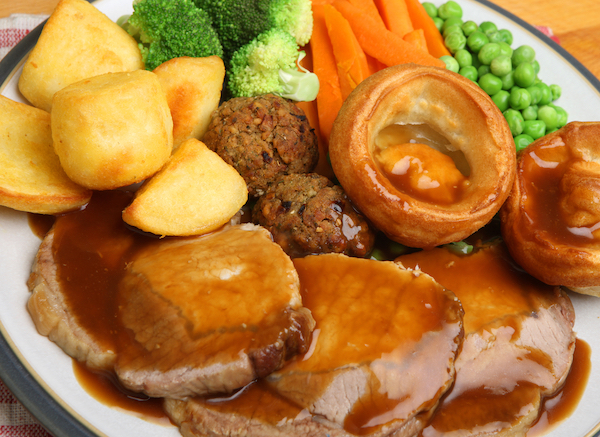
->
xmin=0 ymin=0 xmax=599 ymax=436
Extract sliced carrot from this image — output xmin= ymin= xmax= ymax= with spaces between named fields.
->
xmin=374 ymin=0 xmax=414 ymax=37
xmin=346 ymin=0 xmax=386 ymax=28
xmin=403 ymin=28 xmax=427 ymax=52
xmin=403 ymin=0 xmax=451 ymax=57
xmin=311 ymin=0 xmax=336 ymax=5
xmin=311 ymin=4 xmax=344 ymax=148
xmin=323 ymin=4 xmax=371 ymax=100
xmin=331 ymin=0 xmax=446 ymax=68
xmin=366 ymin=53 xmax=387 ymax=75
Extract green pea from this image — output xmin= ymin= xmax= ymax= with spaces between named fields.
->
xmin=552 ymin=105 xmax=568 ymax=127
xmin=454 ymin=49 xmax=472 ymax=67
xmin=532 ymin=60 xmax=540 ymax=74
xmin=537 ymin=83 xmax=553 ymax=105
xmin=443 ymin=24 xmax=463 ymax=38
xmin=479 ymin=21 xmax=498 ymax=36
xmin=514 ymin=134 xmax=534 ymax=152
xmin=513 ymin=62 xmax=536 ymax=87
xmin=521 ymin=106 xmax=538 ymax=120
xmin=479 ymin=73 xmax=503 ymax=95
xmin=442 ymin=16 xmax=464 ymax=32
xmin=445 ymin=32 xmax=467 ymax=54
xmin=498 ymin=42 xmax=513 ymax=58
xmin=490 ymin=55 xmax=512 ymax=77
xmin=501 ymin=70 xmax=515 ymax=90
xmin=461 ymin=20 xmax=478 ymax=37
xmin=504 ymin=109 xmax=525 ymax=136
xmin=441 ymin=55 xmax=460 ymax=73
xmin=467 ymin=31 xmax=489 ymax=53
xmin=523 ymin=120 xmax=546 ymax=139
xmin=491 ymin=90 xmax=510 ymax=112
xmin=478 ymin=64 xmax=491 ymax=77
xmin=459 ymin=66 xmax=478 ymax=82
xmin=471 ymin=54 xmax=482 ymax=69
xmin=550 ymin=84 xmax=562 ymax=101
xmin=526 ymin=85 xmax=542 ymax=105
xmin=433 ymin=17 xmax=444 ymax=32
xmin=478 ymin=43 xmax=501 ymax=65
xmin=438 ymin=1 xmax=463 ymax=19
xmin=537 ymin=105 xmax=559 ymax=130
xmin=422 ymin=2 xmax=438 ymax=18
xmin=497 ymin=29 xmax=514 ymax=45
xmin=512 ymin=45 xmax=536 ymax=66
xmin=509 ymin=87 xmax=532 ymax=110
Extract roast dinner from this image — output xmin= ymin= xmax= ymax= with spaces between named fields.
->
xmin=0 ymin=0 xmax=597 ymax=436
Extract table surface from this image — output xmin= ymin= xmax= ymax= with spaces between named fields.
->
xmin=2 ymin=0 xmax=600 ymax=81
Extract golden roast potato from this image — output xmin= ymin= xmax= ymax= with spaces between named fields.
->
xmin=122 ymin=138 xmax=248 ymax=237
xmin=153 ymin=56 xmax=225 ymax=149
xmin=51 ymin=70 xmax=173 ymax=190
xmin=0 ymin=95 xmax=91 ymax=214
xmin=18 ymin=0 xmax=143 ymax=112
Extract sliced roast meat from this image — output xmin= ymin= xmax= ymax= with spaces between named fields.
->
xmin=164 ymin=253 xmax=463 ymax=437
xmin=397 ymin=242 xmax=576 ymax=437
xmin=164 ymin=381 xmax=426 ymax=437
xmin=115 ymin=223 xmax=315 ymax=399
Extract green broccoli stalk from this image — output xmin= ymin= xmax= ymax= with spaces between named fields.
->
xmin=121 ymin=0 xmax=223 ymax=71
xmin=194 ymin=0 xmax=313 ymax=62
xmin=227 ymin=28 xmax=319 ymax=102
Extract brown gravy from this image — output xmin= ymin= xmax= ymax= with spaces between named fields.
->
xmin=398 ymin=244 xmax=589 ymax=436
xmin=520 ymin=137 xmax=600 ymax=248
xmin=28 ymin=191 xmax=590 ymax=435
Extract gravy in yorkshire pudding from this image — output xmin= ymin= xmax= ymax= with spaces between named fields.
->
xmin=501 ymin=121 xmax=600 ymax=296
xmin=329 ymin=64 xmax=516 ymax=248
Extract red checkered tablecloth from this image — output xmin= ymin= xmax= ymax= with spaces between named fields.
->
xmin=0 ymin=11 xmax=559 ymax=437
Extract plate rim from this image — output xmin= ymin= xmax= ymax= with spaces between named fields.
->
xmin=1 ymin=1 xmax=600 ymax=437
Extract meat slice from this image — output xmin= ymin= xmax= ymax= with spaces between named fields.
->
xmin=266 ymin=254 xmax=464 ymax=435
xmin=163 ymin=253 xmax=464 ymax=437
xmin=115 ymin=223 xmax=315 ymax=399
xmin=27 ymin=228 xmax=117 ymax=371
xmin=397 ymin=242 xmax=576 ymax=436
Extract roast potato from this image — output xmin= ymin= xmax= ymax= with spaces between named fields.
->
xmin=18 ymin=0 xmax=143 ymax=113
xmin=153 ymin=56 xmax=225 ymax=149
xmin=0 ymin=95 xmax=91 ymax=214
xmin=51 ymin=70 xmax=173 ymax=190
xmin=122 ymin=138 xmax=248 ymax=237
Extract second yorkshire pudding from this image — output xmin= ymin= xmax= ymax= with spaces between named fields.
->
xmin=501 ymin=122 xmax=600 ymax=296
xmin=329 ymin=64 xmax=515 ymax=248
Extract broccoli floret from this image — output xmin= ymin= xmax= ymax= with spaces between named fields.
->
xmin=268 ymin=0 xmax=313 ymax=46
xmin=123 ymin=0 xmax=223 ymax=71
xmin=194 ymin=0 xmax=313 ymax=62
xmin=193 ymin=0 xmax=272 ymax=61
xmin=228 ymin=28 xmax=319 ymax=101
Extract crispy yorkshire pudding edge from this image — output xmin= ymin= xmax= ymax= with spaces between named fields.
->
xmin=501 ymin=121 xmax=600 ymax=296
xmin=329 ymin=63 xmax=516 ymax=248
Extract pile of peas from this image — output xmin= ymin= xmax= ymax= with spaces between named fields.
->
xmin=422 ymin=0 xmax=568 ymax=151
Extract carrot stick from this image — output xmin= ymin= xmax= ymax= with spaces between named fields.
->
xmin=331 ymin=0 xmax=446 ymax=68
xmin=346 ymin=0 xmax=386 ymax=28
xmin=403 ymin=28 xmax=427 ymax=53
xmin=311 ymin=4 xmax=344 ymax=148
xmin=403 ymin=0 xmax=451 ymax=57
xmin=374 ymin=0 xmax=414 ymax=37
xmin=323 ymin=4 xmax=371 ymax=100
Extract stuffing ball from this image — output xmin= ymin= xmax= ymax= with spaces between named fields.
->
xmin=252 ymin=173 xmax=376 ymax=258
xmin=202 ymin=94 xmax=319 ymax=197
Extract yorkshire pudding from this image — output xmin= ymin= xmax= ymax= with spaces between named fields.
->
xmin=329 ymin=64 xmax=515 ymax=248
xmin=501 ymin=121 xmax=600 ymax=296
